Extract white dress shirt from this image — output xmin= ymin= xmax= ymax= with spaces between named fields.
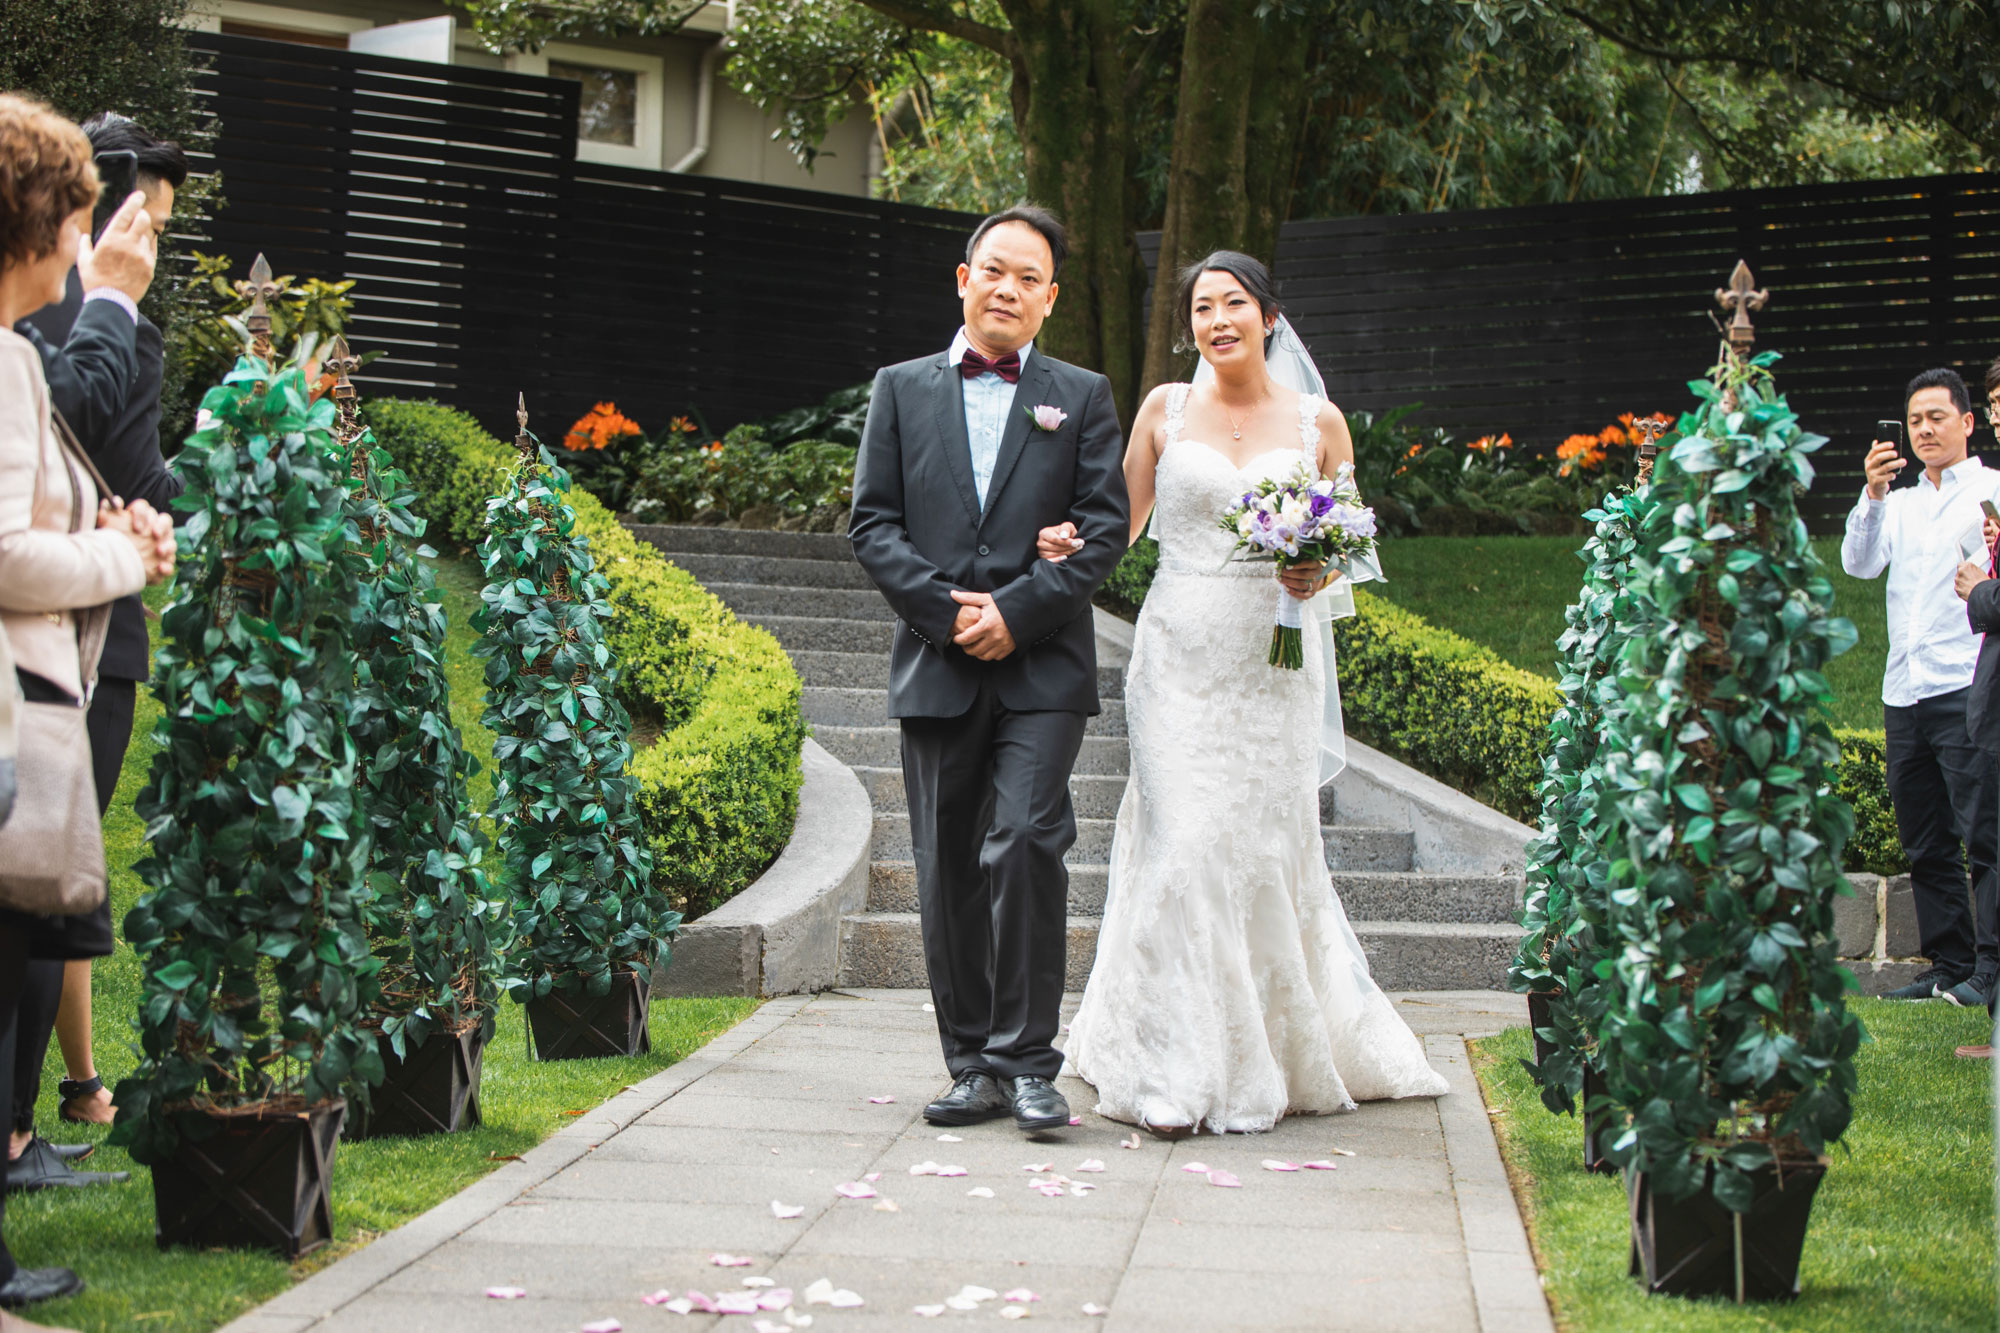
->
xmin=1842 ymin=454 xmax=2000 ymax=706
xmin=948 ymin=328 xmax=1032 ymax=508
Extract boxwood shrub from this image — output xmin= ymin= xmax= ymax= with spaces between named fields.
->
xmin=364 ymin=399 xmax=806 ymax=918
xmin=1107 ymin=559 xmax=1904 ymax=875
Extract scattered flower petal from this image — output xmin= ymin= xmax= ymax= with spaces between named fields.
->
xmin=1075 ymin=1159 xmax=1105 ymax=1173
xmin=640 ymin=1291 xmax=681 ymax=1309
xmin=1068 ymin=1116 xmax=1081 ymax=1126
xmin=1181 ymin=1162 xmax=1210 ymax=1173
xmin=1023 ymin=1162 xmax=1052 ymax=1173
xmin=1081 ymin=1302 xmax=1109 ymax=1316
xmin=957 ymin=1285 xmax=998 ymax=1303
xmin=830 ymin=1290 xmax=864 ymax=1309
xmin=485 ymin=1286 xmax=527 ymax=1300
xmin=868 ymin=1096 xmax=896 ymax=1104
xmin=772 ymin=1200 xmax=805 ymax=1218
xmin=685 ymin=1292 xmax=719 ymax=1313
xmin=1069 ymin=1184 xmax=1094 ymax=1197
xmin=945 ymin=1297 xmax=980 ymax=1311
xmin=710 ymin=1252 xmax=754 ymax=1267
xmin=1001 ymin=1306 xmax=1031 ymax=1320
xmin=754 ymin=1322 xmax=789 ymax=1333
xmin=935 ymin=1164 xmax=967 ymax=1177
xmin=913 ymin=1306 xmax=946 ymax=1318
xmin=1262 ymin=1159 xmax=1301 ymax=1172
xmin=782 ymin=1312 xmax=812 ymax=1329
xmin=756 ymin=1288 xmax=794 ymax=1309
xmin=873 ymin=1199 xmax=901 ymax=1212
xmin=922 ymin=1002 xmax=935 ymax=1012
xmin=834 ymin=1181 xmax=878 ymax=1199
xmin=581 ymin=1322 xmax=622 ymax=1333
xmin=967 ymin=1186 xmax=995 ymax=1198
xmin=1121 ymin=1133 xmax=1141 ymax=1150
xmin=1003 ymin=1288 xmax=1041 ymax=1302
xmin=743 ymin=1277 xmax=777 ymax=1289
xmin=716 ymin=1292 xmax=762 ymax=1315
xmin=805 ymin=1280 xmax=836 ymax=1306
xmin=864 ymin=1172 xmax=882 ymax=1182
xmin=1330 ymin=1147 xmax=1357 ymax=1156
xmin=1206 ymin=1170 xmax=1242 ymax=1188
xmin=936 ymin=1134 xmax=963 ymax=1143
xmin=910 ymin=1160 xmax=965 ymax=1176
xmin=1301 ymin=1160 xmax=1339 ymax=1171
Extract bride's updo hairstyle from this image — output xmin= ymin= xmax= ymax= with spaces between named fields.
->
xmin=1175 ymin=250 xmax=1282 ymax=354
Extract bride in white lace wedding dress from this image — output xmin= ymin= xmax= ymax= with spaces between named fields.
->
xmin=1053 ymin=255 xmax=1447 ymax=1134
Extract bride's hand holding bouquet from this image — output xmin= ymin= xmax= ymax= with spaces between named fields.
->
xmin=1219 ymin=459 xmax=1378 ymax=668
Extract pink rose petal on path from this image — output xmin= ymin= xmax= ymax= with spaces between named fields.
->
xmin=1262 ymin=1159 xmax=1301 ymax=1172
xmin=772 ymin=1200 xmax=806 ymax=1218
xmin=868 ymin=1096 xmax=896 ymax=1104
xmin=1120 ymin=1133 xmax=1141 ymax=1150
xmin=1000 ymin=1306 xmax=1031 ymax=1321
xmin=913 ymin=1305 xmax=946 ymax=1318
xmin=1068 ymin=1116 xmax=1082 ymax=1126
xmin=1207 ymin=1169 xmax=1242 ymax=1188
xmin=967 ymin=1186 xmax=996 ymax=1198
xmin=639 ymin=1290 xmax=675 ymax=1307
xmin=834 ymin=1181 xmax=878 ymax=1199
xmin=757 ymin=1289 xmax=795 ymax=1310
xmin=485 ymin=1286 xmax=527 ymax=1300
xmin=936 ymin=1133 xmax=963 ymax=1142
xmin=1181 ymin=1162 xmax=1210 ymax=1173
xmin=1075 ymin=1159 xmax=1105 ymax=1173
xmin=581 ymin=1322 xmax=623 ymax=1333
xmin=716 ymin=1292 xmax=762 ymax=1315
xmin=1301 ymin=1160 xmax=1339 ymax=1171
xmin=1081 ymin=1302 xmax=1110 ymax=1316
xmin=710 ymin=1252 xmax=754 ymax=1267
xmin=1023 ymin=1162 xmax=1052 ymax=1172
xmin=864 ymin=1171 xmax=882 ymax=1182
xmin=935 ymin=1164 xmax=967 ymax=1177
xmin=829 ymin=1290 xmax=865 ymax=1309
xmin=743 ymin=1277 xmax=777 ymax=1288
xmin=956 ymin=1285 xmax=999 ymax=1303
xmin=1003 ymin=1288 xmax=1041 ymax=1302
xmin=874 ymin=1199 xmax=901 ymax=1212
xmin=755 ymin=1322 xmax=790 ymax=1333
xmin=686 ymin=1291 xmax=720 ymax=1313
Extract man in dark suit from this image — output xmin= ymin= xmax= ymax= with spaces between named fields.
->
xmin=1958 ymin=496 xmax=2000 ymax=1056
xmin=849 ymin=205 xmax=1130 ymax=1134
xmin=7 ymin=113 xmax=182 ymax=1190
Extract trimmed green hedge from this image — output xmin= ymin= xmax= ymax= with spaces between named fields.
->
xmin=1104 ymin=562 xmax=1904 ymax=875
xmin=365 ymin=399 xmax=806 ymax=918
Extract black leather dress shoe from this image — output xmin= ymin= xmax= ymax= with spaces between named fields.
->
xmin=923 ymin=1072 xmax=1012 ymax=1126
xmin=0 ymin=1265 xmax=83 ymax=1308
xmin=1010 ymin=1076 xmax=1071 ymax=1133
xmin=45 ymin=1144 xmax=92 ymax=1163
xmin=5 ymin=1138 xmax=127 ymax=1193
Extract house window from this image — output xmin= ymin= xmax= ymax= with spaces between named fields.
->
xmin=550 ymin=61 xmax=637 ymax=147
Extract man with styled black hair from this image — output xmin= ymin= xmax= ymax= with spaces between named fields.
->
xmin=1845 ymin=366 xmax=2000 ymax=1008
xmin=7 ymin=111 xmax=186 ymax=1191
xmin=851 ymin=204 xmax=1126 ymax=1135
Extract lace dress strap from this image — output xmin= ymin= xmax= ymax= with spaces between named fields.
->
xmin=1164 ymin=382 xmax=1192 ymax=448
xmin=1297 ymin=393 xmax=1322 ymax=474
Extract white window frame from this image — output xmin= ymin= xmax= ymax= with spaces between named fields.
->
xmin=533 ymin=42 xmax=665 ymax=171
xmin=190 ymin=1 xmax=371 ymax=38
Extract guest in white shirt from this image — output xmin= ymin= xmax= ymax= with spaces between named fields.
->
xmin=1843 ymin=367 xmax=2000 ymax=1007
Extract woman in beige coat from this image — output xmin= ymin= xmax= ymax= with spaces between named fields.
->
xmin=0 ymin=92 xmax=173 ymax=1330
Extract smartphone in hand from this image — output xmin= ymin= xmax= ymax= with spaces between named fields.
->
xmin=91 ymin=150 xmax=138 ymax=242
xmin=1876 ymin=419 xmax=1904 ymax=452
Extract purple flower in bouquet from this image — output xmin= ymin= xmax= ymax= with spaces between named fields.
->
xmin=1215 ymin=458 xmax=1381 ymax=669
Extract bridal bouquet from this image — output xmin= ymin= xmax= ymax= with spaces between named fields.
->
xmin=1217 ymin=460 xmax=1379 ymax=668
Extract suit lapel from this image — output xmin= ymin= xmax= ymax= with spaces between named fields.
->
xmin=980 ymin=355 xmax=1050 ymax=523
xmin=930 ymin=356 xmax=982 ymax=526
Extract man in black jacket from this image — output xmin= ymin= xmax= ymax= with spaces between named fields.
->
xmin=849 ymin=205 xmax=1129 ymax=1134
xmin=6 ymin=114 xmax=181 ymax=1191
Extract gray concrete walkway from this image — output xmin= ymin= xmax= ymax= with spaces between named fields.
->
xmin=222 ymin=991 xmax=1550 ymax=1333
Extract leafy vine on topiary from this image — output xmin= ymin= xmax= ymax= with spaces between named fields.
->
xmin=475 ymin=410 xmax=679 ymax=999
xmin=1510 ymin=478 xmax=1660 ymax=1116
xmin=335 ymin=377 xmax=512 ymax=1056
xmin=113 ymin=355 xmax=383 ymax=1164
xmin=1592 ymin=347 xmax=1864 ymax=1211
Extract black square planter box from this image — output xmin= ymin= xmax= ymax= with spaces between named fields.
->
xmin=1629 ymin=1158 xmax=1827 ymax=1301
xmin=1526 ymin=990 xmax=1557 ymax=1069
xmin=1582 ymin=1064 xmax=1617 ymax=1176
xmin=346 ymin=1024 xmax=487 ymax=1140
xmin=151 ymin=1099 xmax=344 ymax=1259
xmin=526 ymin=967 xmax=652 ymax=1060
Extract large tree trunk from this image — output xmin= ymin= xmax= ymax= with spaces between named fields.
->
xmin=1240 ymin=15 xmax=1314 ymax=267
xmin=997 ymin=0 xmax=1141 ymax=424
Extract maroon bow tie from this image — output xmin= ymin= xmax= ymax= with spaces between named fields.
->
xmin=959 ymin=348 xmax=1021 ymax=383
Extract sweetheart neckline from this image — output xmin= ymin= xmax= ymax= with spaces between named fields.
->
xmin=1165 ymin=435 xmax=1306 ymax=476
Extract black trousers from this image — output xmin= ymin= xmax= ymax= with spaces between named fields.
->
xmin=0 ymin=921 xmax=27 ymax=1283
xmin=1884 ymin=687 xmax=1999 ymax=975
xmin=899 ymin=677 xmax=1086 ymax=1082
xmin=11 ymin=675 xmax=135 ymax=1135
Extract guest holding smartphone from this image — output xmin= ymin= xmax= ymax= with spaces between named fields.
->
xmin=1845 ymin=368 xmax=2000 ymax=1011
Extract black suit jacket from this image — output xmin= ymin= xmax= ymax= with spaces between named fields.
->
xmin=849 ymin=347 xmax=1129 ymax=718
xmin=18 ymin=274 xmax=178 ymax=680
xmin=1968 ymin=578 xmax=2000 ymax=751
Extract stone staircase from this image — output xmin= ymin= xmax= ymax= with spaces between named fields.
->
xmin=630 ymin=524 xmax=1523 ymax=991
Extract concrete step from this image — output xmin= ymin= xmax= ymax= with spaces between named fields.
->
xmin=787 ymin=650 xmax=1127 ymax=701
xmin=868 ymin=861 xmax=1111 ymax=915
xmin=805 ymin=686 xmax=1126 ymax=736
xmin=749 ymin=616 xmax=894 ymax=655
xmin=867 ymin=811 xmax=1411 ymax=872
xmin=713 ymin=583 xmax=894 ymax=622
xmin=854 ymin=766 xmax=1129 ymax=820
xmin=816 ymin=725 xmax=1131 ymax=775
xmin=835 ymin=911 xmax=1517 ymax=991
xmin=1329 ymin=871 xmax=1522 ymax=924
xmin=627 ymin=524 xmax=855 ymax=563
xmin=673 ymin=552 xmax=877 ymax=591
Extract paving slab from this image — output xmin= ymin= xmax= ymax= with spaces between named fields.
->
xmin=219 ymin=988 xmax=1553 ymax=1333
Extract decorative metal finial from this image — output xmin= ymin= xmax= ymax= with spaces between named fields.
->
xmin=515 ymin=393 xmax=534 ymax=459
xmin=1715 ymin=259 xmax=1767 ymax=360
xmin=236 ymin=253 xmax=282 ymax=365
xmin=1633 ymin=413 xmax=1672 ymax=485
xmin=326 ymin=334 xmax=366 ymax=460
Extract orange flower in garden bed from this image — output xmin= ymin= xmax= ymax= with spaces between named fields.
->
xmin=563 ymin=402 xmax=643 ymax=451
xmin=1466 ymin=433 xmax=1512 ymax=455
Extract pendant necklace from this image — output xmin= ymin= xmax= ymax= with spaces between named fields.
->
xmin=1223 ymin=384 xmax=1269 ymax=441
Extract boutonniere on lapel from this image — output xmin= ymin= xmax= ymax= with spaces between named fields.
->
xmin=1027 ymin=404 xmax=1068 ymax=433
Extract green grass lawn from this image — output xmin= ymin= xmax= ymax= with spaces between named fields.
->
xmin=12 ymin=559 xmax=757 ymax=1333
xmin=1371 ymin=536 xmax=1892 ymax=732
xmin=1471 ymin=999 xmax=1996 ymax=1332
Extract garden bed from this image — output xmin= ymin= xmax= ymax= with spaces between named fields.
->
xmin=1470 ymin=1001 xmax=1995 ymax=1332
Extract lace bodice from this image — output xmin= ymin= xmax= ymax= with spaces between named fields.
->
xmin=1153 ymin=383 xmax=1323 ymax=577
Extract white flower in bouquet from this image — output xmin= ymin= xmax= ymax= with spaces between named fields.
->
xmin=1216 ymin=460 xmax=1380 ymax=668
